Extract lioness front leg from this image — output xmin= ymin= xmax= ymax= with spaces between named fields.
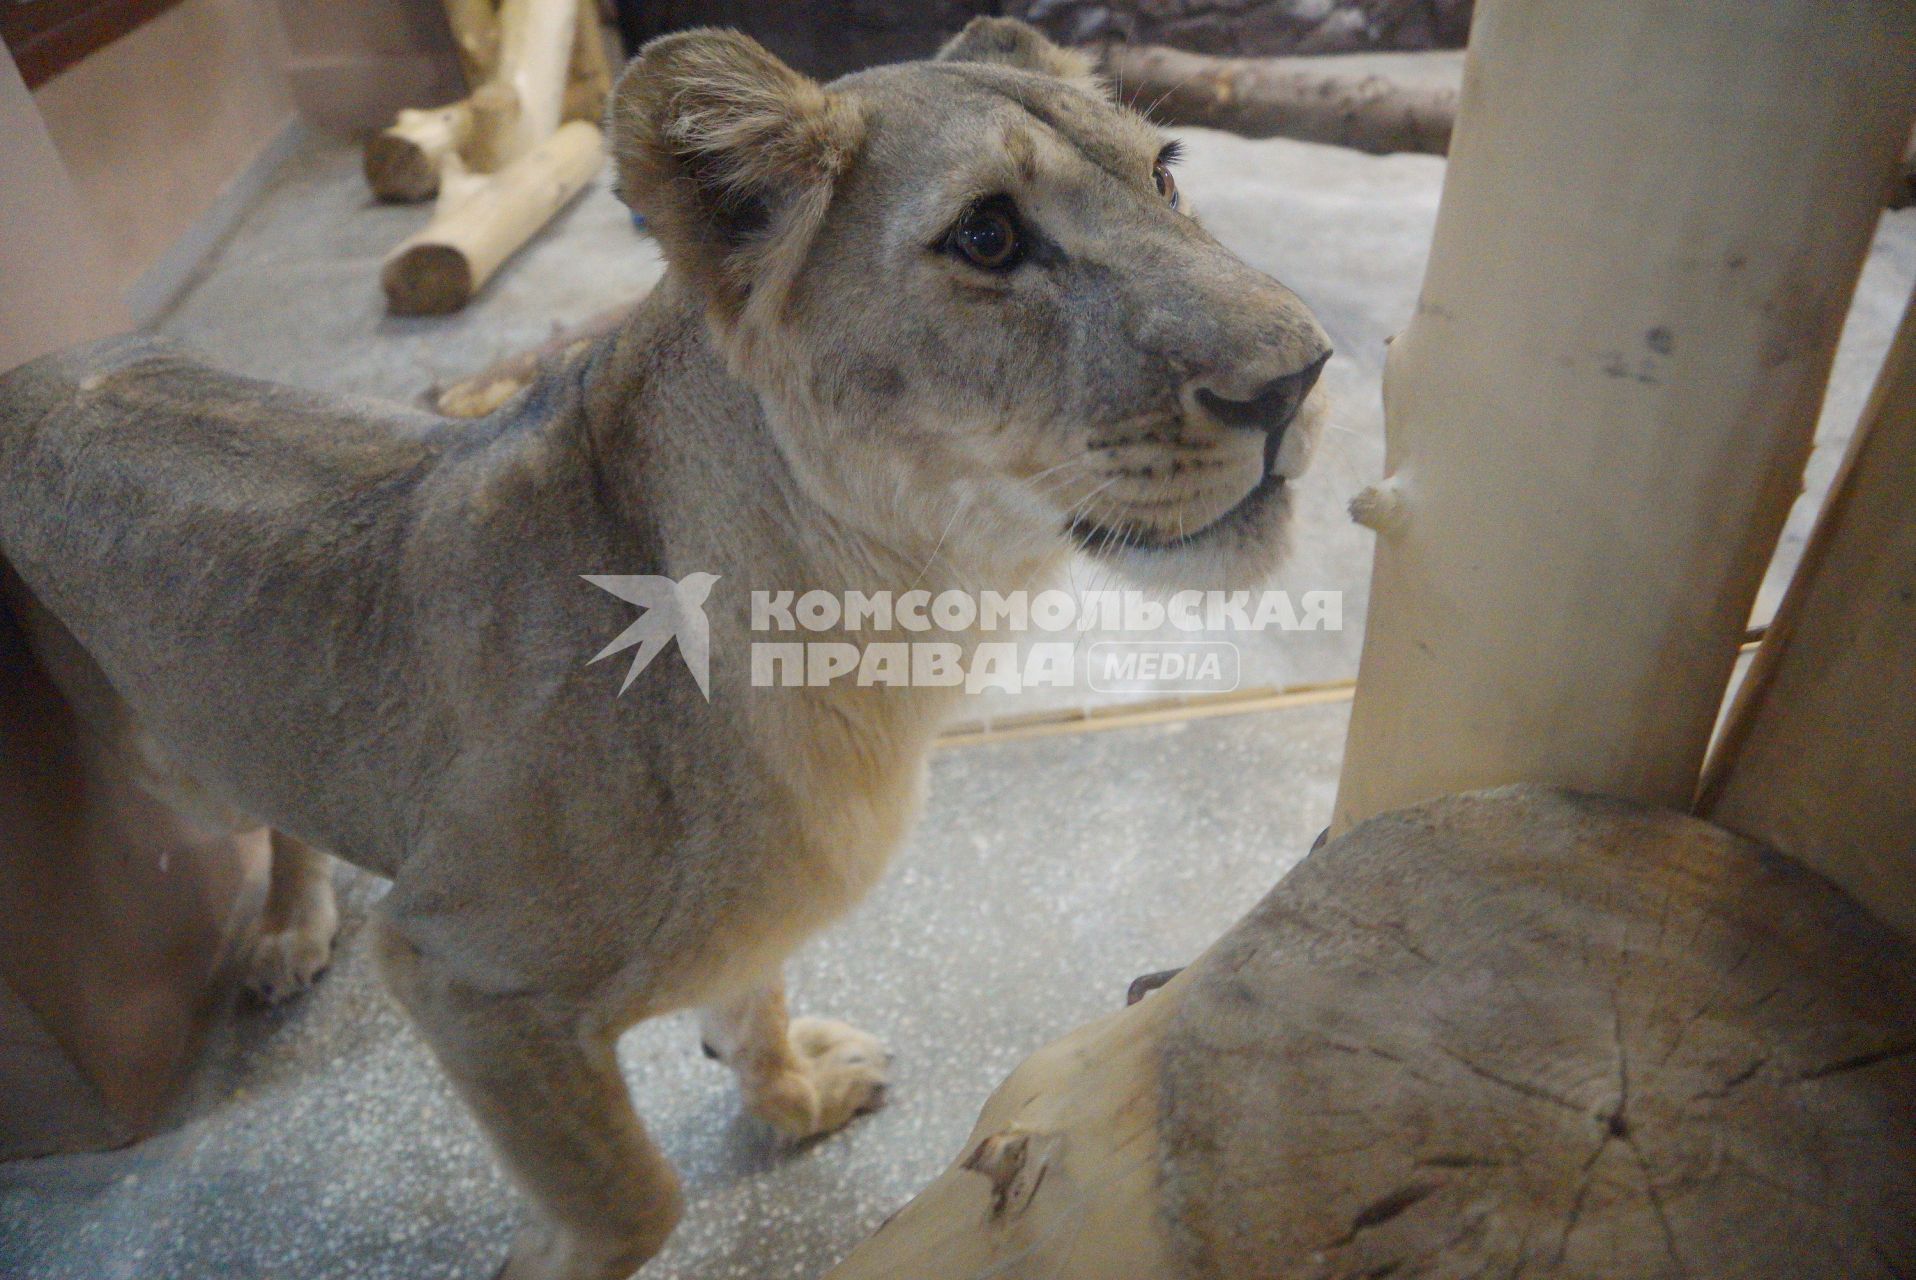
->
xmin=242 ymin=830 xmax=339 ymax=1004
xmin=700 ymin=974 xmax=889 ymax=1142
xmin=372 ymin=919 xmax=682 ymax=1280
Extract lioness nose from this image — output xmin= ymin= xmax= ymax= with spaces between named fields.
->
xmin=1195 ymin=349 xmax=1331 ymax=440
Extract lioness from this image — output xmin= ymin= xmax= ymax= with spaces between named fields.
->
xmin=0 ymin=19 xmax=1329 ymax=1279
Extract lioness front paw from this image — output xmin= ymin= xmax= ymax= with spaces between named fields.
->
xmin=495 ymin=1215 xmax=670 ymax=1280
xmin=242 ymin=908 xmax=339 ymax=1005
xmin=748 ymin=1017 xmax=890 ymax=1142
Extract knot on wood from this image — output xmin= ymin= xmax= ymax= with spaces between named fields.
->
xmin=1349 ymin=476 xmax=1408 ymax=534
xmin=963 ymin=1129 xmax=1061 ymax=1220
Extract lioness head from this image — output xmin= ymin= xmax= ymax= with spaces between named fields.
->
xmin=611 ymin=18 xmax=1332 ymax=588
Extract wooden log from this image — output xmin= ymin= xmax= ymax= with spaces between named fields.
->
xmin=825 ymin=787 xmax=1916 ymax=1278
xmin=381 ymin=120 xmax=604 ymax=316
xmin=364 ymin=102 xmax=476 ymax=204
xmin=488 ymin=0 xmax=578 ymax=168
xmin=364 ymin=0 xmax=599 ymax=203
xmin=818 ymin=990 xmax=1178 ymax=1279
xmin=1107 ymin=44 xmax=1916 ymax=204
xmin=563 ymin=0 xmax=613 ymax=124
xmin=1103 ymin=44 xmax=1459 ymax=156
xmin=454 ymin=79 xmax=529 ymax=177
xmin=1697 ymin=285 xmax=1916 ymax=941
xmin=443 ymin=0 xmax=502 ymax=87
xmin=1331 ymin=1 xmax=1916 ymax=836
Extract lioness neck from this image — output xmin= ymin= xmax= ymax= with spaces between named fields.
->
xmin=575 ymin=276 xmax=1054 ymax=607
xmin=577 ymin=278 xmax=929 ymax=595
xmin=567 ymin=278 xmax=983 ymax=883
xmin=569 ymin=277 xmax=1002 ymax=739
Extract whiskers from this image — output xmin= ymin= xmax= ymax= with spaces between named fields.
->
xmin=899 ymin=453 xmax=1109 ymax=595
xmin=905 ymin=494 xmax=973 ymax=592
xmin=1297 ymin=406 xmax=1380 ymax=507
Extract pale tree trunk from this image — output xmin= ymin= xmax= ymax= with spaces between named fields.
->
xmin=1333 ymin=0 xmax=1916 ymax=835
xmin=1698 ymin=284 xmax=1916 ymax=941
xmin=485 ymin=0 xmax=578 ymax=167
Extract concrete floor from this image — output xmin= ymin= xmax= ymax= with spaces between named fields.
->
xmin=2 ymin=120 xmax=1913 ymax=1279
xmin=0 ymin=704 xmax=1346 ymax=1280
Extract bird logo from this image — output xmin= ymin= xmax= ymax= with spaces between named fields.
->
xmin=582 ymin=572 xmax=719 ymax=699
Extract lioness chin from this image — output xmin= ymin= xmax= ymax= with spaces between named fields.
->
xmin=0 ymin=17 xmax=1329 ymax=1279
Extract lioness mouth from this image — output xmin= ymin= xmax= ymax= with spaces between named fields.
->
xmin=1067 ymin=466 xmax=1290 ymax=556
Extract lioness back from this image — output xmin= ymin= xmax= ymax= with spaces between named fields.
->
xmin=0 ymin=338 xmax=465 ymax=860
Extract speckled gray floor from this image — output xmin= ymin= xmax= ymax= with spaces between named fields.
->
xmin=0 ymin=703 xmax=1346 ymax=1280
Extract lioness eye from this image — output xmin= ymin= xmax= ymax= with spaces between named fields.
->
xmin=947 ymin=198 xmax=1024 ymax=271
xmin=1153 ymin=160 xmax=1179 ymax=208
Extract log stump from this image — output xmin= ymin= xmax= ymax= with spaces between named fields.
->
xmin=825 ymin=787 xmax=1916 ymax=1278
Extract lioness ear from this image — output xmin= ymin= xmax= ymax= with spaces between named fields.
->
xmin=609 ymin=29 xmax=863 ymax=317
xmin=935 ymin=17 xmax=1106 ymax=97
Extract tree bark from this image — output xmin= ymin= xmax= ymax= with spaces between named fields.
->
xmin=1104 ymin=44 xmax=1458 ymax=155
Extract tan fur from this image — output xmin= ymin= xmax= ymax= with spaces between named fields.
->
xmin=0 ymin=21 xmax=1329 ymax=1279
xmin=935 ymin=16 xmax=1107 ymax=95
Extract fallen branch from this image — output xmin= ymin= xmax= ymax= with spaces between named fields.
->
xmin=1103 ymin=44 xmax=1459 ymax=155
xmin=365 ymin=101 xmax=477 ymax=204
xmin=382 ymin=121 xmax=605 ymax=316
